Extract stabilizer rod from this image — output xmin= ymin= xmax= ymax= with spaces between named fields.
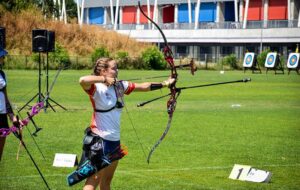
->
xmin=177 ymin=78 xmax=251 ymax=91
xmin=137 ymin=78 xmax=251 ymax=107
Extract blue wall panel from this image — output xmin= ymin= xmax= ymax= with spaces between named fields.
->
xmin=199 ymin=3 xmax=216 ymax=22
xmin=178 ymin=4 xmax=195 ymax=23
xmin=89 ymin=7 xmax=104 ymax=24
xmin=225 ymin=2 xmax=235 ymax=21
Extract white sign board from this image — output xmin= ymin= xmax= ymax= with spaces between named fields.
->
xmin=229 ymin=164 xmax=272 ymax=183
xmin=53 ymin=153 xmax=78 ymax=167
xmin=245 ymin=168 xmax=272 ymax=183
xmin=229 ymin=164 xmax=252 ymax=181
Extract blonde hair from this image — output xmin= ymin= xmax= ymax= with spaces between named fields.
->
xmin=93 ymin=57 xmax=113 ymax=76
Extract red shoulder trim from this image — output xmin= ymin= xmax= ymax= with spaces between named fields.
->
xmin=124 ymin=82 xmax=135 ymax=95
xmin=85 ymin=84 xmax=96 ymax=96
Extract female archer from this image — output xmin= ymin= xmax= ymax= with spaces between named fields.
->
xmin=0 ymin=47 xmax=19 ymax=161
xmin=78 ymin=57 xmax=175 ymax=190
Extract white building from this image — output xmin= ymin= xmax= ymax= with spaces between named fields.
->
xmin=78 ymin=0 xmax=300 ymax=61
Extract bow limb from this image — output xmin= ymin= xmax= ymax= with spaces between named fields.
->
xmin=147 ymin=114 xmax=173 ymax=163
xmin=138 ymin=1 xmax=178 ymax=163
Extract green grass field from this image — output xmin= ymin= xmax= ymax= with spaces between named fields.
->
xmin=0 ymin=69 xmax=299 ymax=190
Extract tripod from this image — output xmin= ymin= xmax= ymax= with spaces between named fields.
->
xmin=43 ymin=52 xmax=67 ymax=112
xmin=19 ymin=52 xmax=67 ymax=112
xmin=19 ymin=52 xmax=44 ymax=112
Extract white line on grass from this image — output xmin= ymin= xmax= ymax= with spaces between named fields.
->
xmin=117 ymin=170 xmax=215 ymax=190
xmin=0 ymin=163 xmax=299 ymax=180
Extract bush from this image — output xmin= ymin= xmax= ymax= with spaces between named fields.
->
xmin=279 ymin=55 xmax=286 ymax=68
xmin=91 ymin=47 xmax=110 ymax=63
xmin=140 ymin=46 xmax=167 ymax=70
xmin=115 ymin=51 xmax=130 ymax=69
xmin=257 ymin=49 xmax=271 ymax=67
xmin=31 ymin=43 xmax=70 ymax=69
xmin=221 ymin=54 xmax=239 ymax=69
xmin=48 ymin=44 xmax=70 ymax=69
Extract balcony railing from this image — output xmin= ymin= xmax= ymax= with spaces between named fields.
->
xmin=99 ymin=20 xmax=299 ymax=30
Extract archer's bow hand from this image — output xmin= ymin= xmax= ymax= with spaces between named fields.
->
xmin=12 ymin=116 xmax=24 ymax=129
xmin=162 ymin=78 xmax=176 ymax=88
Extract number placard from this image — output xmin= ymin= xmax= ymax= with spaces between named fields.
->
xmin=229 ymin=164 xmax=272 ymax=183
xmin=229 ymin=164 xmax=252 ymax=181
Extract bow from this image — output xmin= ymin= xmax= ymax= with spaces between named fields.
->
xmin=137 ymin=2 xmax=251 ymax=163
xmin=138 ymin=2 xmax=181 ymax=163
xmin=0 ymin=101 xmax=44 ymax=137
xmin=0 ymin=101 xmax=51 ymax=189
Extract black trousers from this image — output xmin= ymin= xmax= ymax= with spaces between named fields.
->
xmin=0 ymin=114 xmax=9 ymax=161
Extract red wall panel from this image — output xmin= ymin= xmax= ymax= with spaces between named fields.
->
xmin=140 ymin=5 xmax=154 ymax=24
xmin=162 ymin=5 xmax=174 ymax=23
xmin=247 ymin=0 xmax=263 ymax=20
xmin=268 ymin=0 xmax=287 ymax=20
xmin=122 ymin=6 xmax=137 ymax=24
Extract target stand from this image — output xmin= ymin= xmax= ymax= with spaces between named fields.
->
xmin=287 ymin=53 xmax=300 ymax=75
xmin=265 ymin=52 xmax=284 ymax=74
xmin=243 ymin=53 xmax=261 ymax=73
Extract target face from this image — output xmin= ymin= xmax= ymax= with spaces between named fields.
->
xmin=265 ymin=53 xmax=277 ymax=68
xmin=287 ymin=53 xmax=300 ymax=68
xmin=243 ymin=53 xmax=255 ymax=67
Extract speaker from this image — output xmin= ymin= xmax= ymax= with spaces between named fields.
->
xmin=0 ymin=27 xmax=6 ymax=49
xmin=47 ymin=31 xmax=55 ymax=52
xmin=32 ymin=29 xmax=48 ymax=52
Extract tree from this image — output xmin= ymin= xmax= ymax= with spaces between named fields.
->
xmin=0 ymin=0 xmax=77 ymax=20
xmin=0 ymin=0 xmax=39 ymax=11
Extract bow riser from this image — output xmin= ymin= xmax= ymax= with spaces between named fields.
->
xmin=0 ymin=102 xmax=44 ymax=137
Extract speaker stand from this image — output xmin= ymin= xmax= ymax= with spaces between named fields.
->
xmin=43 ymin=52 xmax=67 ymax=112
xmin=19 ymin=53 xmax=44 ymax=112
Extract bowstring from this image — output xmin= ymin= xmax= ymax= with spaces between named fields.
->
xmin=123 ymin=103 xmax=147 ymax=160
xmin=120 ymin=10 xmax=148 ymax=160
xmin=115 ymin=82 xmax=147 ymax=160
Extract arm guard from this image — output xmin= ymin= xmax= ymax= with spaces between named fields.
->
xmin=150 ymin=83 xmax=163 ymax=91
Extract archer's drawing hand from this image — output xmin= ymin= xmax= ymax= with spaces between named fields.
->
xmin=105 ymin=76 xmax=117 ymax=86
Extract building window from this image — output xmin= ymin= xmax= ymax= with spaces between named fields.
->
xmin=176 ymin=45 xmax=188 ymax=57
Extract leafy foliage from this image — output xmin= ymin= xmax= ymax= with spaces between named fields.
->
xmin=257 ymin=49 xmax=271 ymax=67
xmin=140 ymin=46 xmax=167 ymax=70
xmin=0 ymin=0 xmax=77 ymax=19
xmin=91 ymin=47 xmax=110 ymax=63
xmin=30 ymin=43 xmax=70 ymax=69
xmin=0 ymin=0 xmax=38 ymax=12
xmin=48 ymin=43 xmax=70 ymax=69
xmin=115 ymin=51 xmax=130 ymax=69
xmin=221 ymin=54 xmax=239 ymax=69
